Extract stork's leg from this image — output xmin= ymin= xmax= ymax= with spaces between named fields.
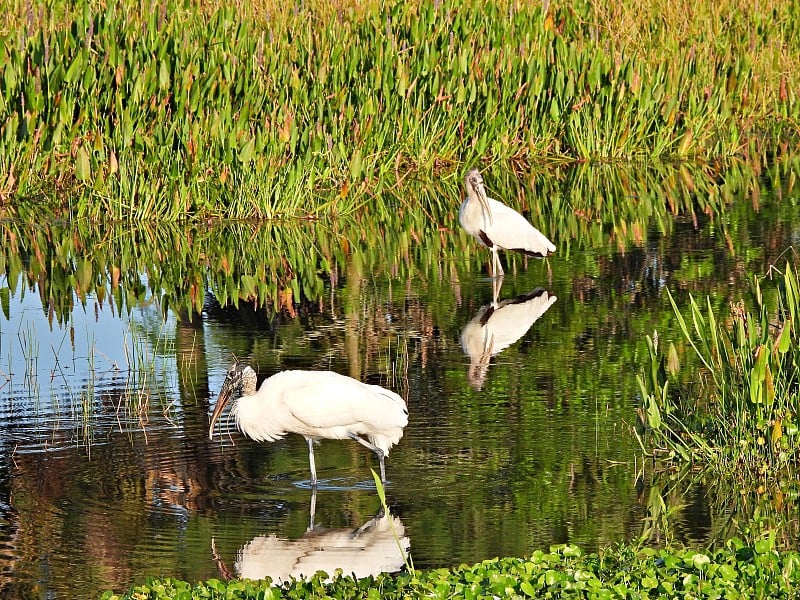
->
xmin=377 ymin=454 xmax=387 ymax=485
xmin=308 ymin=485 xmax=317 ymax=531
xmin=491 ymin=246 xmax=504 ymax=277
xmin=306 ymin=437 xmax=318 ymax=486
xmin=349 ymin=433 xmax=387 ymax=483
xmin=491 ymin=274 xmax=504 ymax=305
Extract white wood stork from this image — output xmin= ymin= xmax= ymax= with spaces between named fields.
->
xmin=209 ymin=363 xmax=408 ymax=485
xmin=459 ymin=168 xmax=555 ymax=276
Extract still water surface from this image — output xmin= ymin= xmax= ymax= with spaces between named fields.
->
xmin=0 ymin=163 xmax=797 ymax=598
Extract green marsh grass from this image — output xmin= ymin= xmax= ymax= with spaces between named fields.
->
xmin=1 ymin=0 xmax=798 ymax=219
xmin=637 ymin=261 xmax=800 ymax=546
xmin=18 ymin=321 xmax=39 ymax=395
xmin=6 ymin=300 xmax=174 ymax=447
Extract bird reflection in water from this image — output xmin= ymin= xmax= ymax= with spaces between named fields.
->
xmin=212 ymin=488 xmax=410 ymax=585
xmin=461 ymin=277 xmax=557 ymax=390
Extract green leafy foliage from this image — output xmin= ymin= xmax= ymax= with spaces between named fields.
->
xmin=1 ymin=0 xmax=798 ymax=218
xmin=102 ymin=542 xmax=800 ymax=599
xmin=639 ymin=262 xmax=800 ymax=476
xmin=637 ymin=260 xmax=800 ymax=548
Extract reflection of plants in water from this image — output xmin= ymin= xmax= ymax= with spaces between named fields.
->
xmin=381 ymin=335 xmax=410 ymax=400
xmin=639 ymin=461 xmax=799 ymax=551
xmin=638 ymin=465 xmax=690 ymax=548
xmin=2 ymin=160 xmax=798 ymax=326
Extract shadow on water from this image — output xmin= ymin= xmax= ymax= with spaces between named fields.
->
xmin=0 ymin=159 xmax=798 ymax=597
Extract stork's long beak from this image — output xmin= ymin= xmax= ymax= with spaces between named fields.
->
xmin=475 ymin=181 xmax=493 ymax=226
xmin=209 ymin=377 xmax=234 ymax=439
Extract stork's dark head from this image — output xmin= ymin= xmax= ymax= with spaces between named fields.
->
xmin=465 ymin=168 xmax=484 ymax=195
xmin=208 ymin=363 xmax=258 ymax=439
xmin=464 ymin=168 xmax=492 ymax=224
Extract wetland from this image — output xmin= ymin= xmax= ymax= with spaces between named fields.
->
xmin=1 ymin=0 xmax=800 ymax=597
xmin=1 ymin=159 xmax=800 ymax=597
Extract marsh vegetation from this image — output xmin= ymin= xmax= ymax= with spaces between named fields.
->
xmin=1 ymin=0 xmax=798 ymax=219
xmin=0 ymin=0 xmax=799 ymax=598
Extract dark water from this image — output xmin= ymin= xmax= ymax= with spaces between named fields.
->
xmin=1 ymin=161 xmax=798 ymax=598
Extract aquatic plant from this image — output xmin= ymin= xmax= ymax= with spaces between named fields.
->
xmin=0 ymin=0 xmax=798 ymax=219
xmin=637 ymin=261 xmax=800 ymax=492
xmin=104 ymin=541 xmax=800 ymax=599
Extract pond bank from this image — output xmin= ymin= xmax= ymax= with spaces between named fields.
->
xmin=2 ymin=0 xmax=799 ymax=219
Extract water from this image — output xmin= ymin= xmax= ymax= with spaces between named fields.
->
xmin=0 ymin=162 xmax=798 ymax=598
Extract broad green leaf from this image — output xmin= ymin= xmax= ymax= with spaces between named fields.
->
xmin=667 ymin=342 xmax=680 ymax=376
xmin=75 ymin=146 xmax=91 ymax=181
xmin=776 ymin=320 xmax=791 ymax=354
xmin=159 ymin=60 xmax=170 ymax=89
xmin=765 ymin=364 xmax=774 ymax=405
xmin=0 ymin=288 xmax=8 ymax=320
xmin=64 ymin=53 xmax=82 ymax=83
xmin=771 ymin=417 xmax=782 ymax=444
xmin=238 ymin=137 xmax=255 ymax=163
xmin=349 ymin=148 xmax=362 ymax=180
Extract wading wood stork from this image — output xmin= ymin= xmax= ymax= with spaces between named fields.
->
xmin=461 ymin=282 xmax=557 ymax=390
xmin=212 ymin=508 xmax=410 ymax=584
xmin=459 ymin=168 xmax=555 ymax=277
xmin=208 ymin=363 xmax=408 ymax=485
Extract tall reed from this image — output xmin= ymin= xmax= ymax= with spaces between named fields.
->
xmin=637 ymin=262 xmax=800 ymax=484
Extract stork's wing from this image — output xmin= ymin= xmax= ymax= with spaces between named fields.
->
xmin=484 ymin=198 xmax=555 ymax=254
xmin=267 ymin=371 xmax=406 ymax=433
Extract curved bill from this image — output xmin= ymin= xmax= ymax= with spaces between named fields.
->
xmin=475 ymin=182 xmax=493 ymax=226
xmin=208 ymin=378 xmax=234 ymax=439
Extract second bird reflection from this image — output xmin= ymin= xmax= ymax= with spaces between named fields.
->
xmin=461 ymin=278 xmax=557 ymax=390
xmin=213 ymin=489 xmax=410 ymax=585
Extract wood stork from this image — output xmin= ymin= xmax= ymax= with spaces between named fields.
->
xmin=461 ymin=283 xmax=557 ymax=389
xmin=459 ymin=168 xmax=555 ymax=276
xmin=208 ymin=363 xmax=408 ymax=485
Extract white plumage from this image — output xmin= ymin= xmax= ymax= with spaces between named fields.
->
xmin=209 ymin=364 xmax=408 ymax=484
xmin=461 ymin=286 xmax=557 ymax=390
xmin=459 ymin=168 xmax=555 ymax=276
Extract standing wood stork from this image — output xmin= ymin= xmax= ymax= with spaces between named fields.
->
xmin=208 ymin=363 xmax=408 ymax=485
xmin=459 ymin=168 xmax=555 ymax=276
xmin=461 ymin=283 xmax=557 ymax=390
